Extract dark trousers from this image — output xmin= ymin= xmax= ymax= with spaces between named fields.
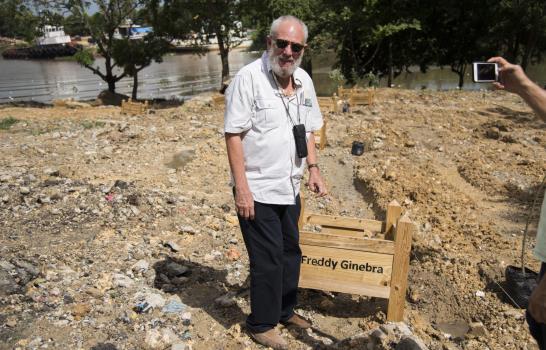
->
xmin=237 ymin=195 xmax=302 ymax=333
xmin=528 ymin=262 xmax=546 ymax=350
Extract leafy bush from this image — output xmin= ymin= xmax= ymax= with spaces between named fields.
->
xmin=0 ymin=116 xmax=19 ymax=130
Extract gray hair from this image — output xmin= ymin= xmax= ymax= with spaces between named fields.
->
xmin=270 ymin=15 xmax=308 ymax=44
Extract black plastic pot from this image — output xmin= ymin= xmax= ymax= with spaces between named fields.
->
xmin=351 ymin=141 xmax=364 ymax=156
xmin=505 ymin=265 xmax=538 ymax=309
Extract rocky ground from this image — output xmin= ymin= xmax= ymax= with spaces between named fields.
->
xmin=0 ymin=88 xmax=544 ymax=350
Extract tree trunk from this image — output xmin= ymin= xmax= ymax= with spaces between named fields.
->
xmin=508 ymin=34 xmax=520 ymax=63
xmin=521 ymin=32 xmax=537 ymax=71
xmin=217 ymin=32 xmax=230 ymax=88
xmin=387 ymin=38 xmax=393 ymax=88
xmin=302 ymin=56 xmax=312 ymax=78
xmin=458 ymin=64 xmax=466 ymax=89
xmin=132 ymin=73 xmax=138 ymax=100
xmin=452 ymin=63 xmax=466 ymax=89
xmin=105 ymin=56 xmax=116 ymax=93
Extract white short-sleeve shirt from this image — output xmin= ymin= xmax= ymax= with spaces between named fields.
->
xmin=224 ymin=52 xmax=323 ymax=205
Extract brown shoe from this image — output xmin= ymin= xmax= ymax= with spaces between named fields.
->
xmin=249 ymin=328 xmax=288 ymax=349
xmin=283 ymin=314 xmax=312 ymax=329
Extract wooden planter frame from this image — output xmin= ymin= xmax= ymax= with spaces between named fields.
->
xmin=121 ymin=98 xmax=149 ymax=115
xmin=298 ymin=199 xmax=414 ymax=321
xmin=338 ymin=85 xmax=376 ymax=106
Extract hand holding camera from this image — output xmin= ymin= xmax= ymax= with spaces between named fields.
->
xmin=472 ymin=62 xmax=499 ymax=83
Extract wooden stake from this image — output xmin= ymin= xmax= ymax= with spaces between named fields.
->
xmin=319 ymin=119 xmax=327 ymax=150
xmin=387 ymin=214 xmax=414 ymax=322
xmin=384 ymin=200 xmax=401 ymax=240
xmin=298 ymin=190 xmax=305 ymax=230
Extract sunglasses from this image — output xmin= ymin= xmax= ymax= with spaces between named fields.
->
xmin=274 ymin=39 xmax=305 ymax=53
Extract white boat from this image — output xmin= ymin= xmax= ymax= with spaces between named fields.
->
xmin=114 ymin=20 xmax=153 ymax=40
xmin=36 ymin=25 xmax=71 ymax=46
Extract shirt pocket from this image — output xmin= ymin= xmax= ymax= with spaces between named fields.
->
xmin=255 ymin=98 xmax=282 ymax=132
xmin=300 ymin=105 xmax=315 ymax=132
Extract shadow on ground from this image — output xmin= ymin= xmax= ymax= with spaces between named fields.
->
xmin=151 ymin=257 xmax=389 ymax=348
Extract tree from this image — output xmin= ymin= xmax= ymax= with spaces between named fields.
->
xmin=155 ymin=0 xmax=251 ymax=87
xmin=493 ymin=0 xmax=546 ymax=70
xmin=70 ymin=0 xmax=146 ymax=93
xmin=63 ymin=13 xmax=90 ymax=36
xmin=244 ymin=0 xmax=323 ymax=77
xmin=420 ymin=0 xmax=499 ymax=88
xmin=186 ymin=0 xmax=245 ymax=87
xmin=319 ymin=0 xmax=422 ymax=87
xmin=0 ymin=0 xmax=39 ymax=41
xmin=112 ymin=33 xmax=169 ymax=99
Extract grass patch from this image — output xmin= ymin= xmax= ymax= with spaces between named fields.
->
xmin=81 ymin=120 xmax=106 ymax=129
xmin=0 ymin=116 xmax=19 ymax=130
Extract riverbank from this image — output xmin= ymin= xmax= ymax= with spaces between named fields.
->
xmin=0 ymin=89 xmax=544 ymax=349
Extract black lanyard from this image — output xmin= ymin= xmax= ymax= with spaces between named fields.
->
xmin=271 ymin=71 xmax=300 ymax=126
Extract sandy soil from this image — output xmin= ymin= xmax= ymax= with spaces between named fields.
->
xmin=0 ymin=88 xmax=544 ymax=350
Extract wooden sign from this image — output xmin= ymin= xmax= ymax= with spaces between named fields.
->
xmin=121 ymin=98 xmax=149 ymax=115
xmin=298 ymin=200 xmax=414 ymax=321
xmin=337 ymin=85 xmax=376 ymax=107
xmin=211 ymin=94 xmax=225 ymax=108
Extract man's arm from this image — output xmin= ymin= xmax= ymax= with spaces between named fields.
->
xmin=488 ymin=57 xmax=546 ymax=122
xmin=225 ymin=133 xmax=254 ymax=219
xmin=305 ymin=132 xmax=327 ymax=196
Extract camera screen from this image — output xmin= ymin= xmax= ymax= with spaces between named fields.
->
xmin=476 ymin=63 xmax=496 ymax=81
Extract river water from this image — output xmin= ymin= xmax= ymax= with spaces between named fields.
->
xmin=2 ymin=50 xmax=546 ymax=104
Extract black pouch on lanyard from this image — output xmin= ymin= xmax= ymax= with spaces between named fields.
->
xmin=293 ymin=124 xmax=308 ymax=158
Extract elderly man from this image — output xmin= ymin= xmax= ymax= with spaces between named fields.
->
xmin=488 ymin=56 xmax=546 ymax=349
xmin=224 ymin=15 xmax=327 ymax=349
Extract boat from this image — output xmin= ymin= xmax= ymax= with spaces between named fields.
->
xmin=2 ymin=25 xmax=79 ymax=60
xmin=169 ymin=31 xmax=253 ymax=53
xmin=113 ymin=20 xmax=153 ymax=40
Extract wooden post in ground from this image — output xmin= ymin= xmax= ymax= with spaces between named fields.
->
xmin=386 ymin=214 xmax=414 ymax=321
xmin=298 ymin=191 xmax=305 ymax=230
xmin=384 ymin=200 xmax=401 ymax=240
xmin=319 ymin=119 xmax=327 ymax=150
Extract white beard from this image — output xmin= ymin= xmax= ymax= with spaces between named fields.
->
xmin=268 ymin=47 xmax=302 ymax=78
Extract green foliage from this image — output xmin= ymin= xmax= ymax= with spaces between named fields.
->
xmin=74 ymin=48 xmax=95 ymax=67
xmin=112 ymin=34 xmax=168 ymax=76
xmin=81 ymin=120 xmax=105 ymax=129
xmin=363 ymin=72 xmax=379 ymax=87
xmin=328 ymin=69 xmax=345 ymax=86
xmin=0 ymin=0 xmax=39 ymax=40
xmin=63 ymin=14 xmax=91 ymax=36
xmin=321 ymin=0 xmax=424 ymax=86
xmin=112 ymin=33 xmax=169 ymax=98
xmin=63 ymin=0 xmax=150 ymax=93
xmin=0 ymin=116 xmax=19 ymax=130
xmin=156 ymin=0 xmax=247 ymax=84
xmin=492 ymin=0 xmax=546 ymax=70
xmin=244 ymin=0 xmax=320 ymax=51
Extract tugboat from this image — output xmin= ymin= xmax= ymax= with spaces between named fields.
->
xmin=2 ymin=25 xmax=79 ymax=59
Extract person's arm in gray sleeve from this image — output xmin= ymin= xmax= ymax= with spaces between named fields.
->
xmin=488 ymin=57 xmax=546 ymax=121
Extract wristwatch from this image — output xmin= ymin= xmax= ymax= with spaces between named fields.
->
xmin=308 ymin=163 xmax=319 ymax=170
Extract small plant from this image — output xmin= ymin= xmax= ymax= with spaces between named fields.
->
xmin=364 ymin=72 xmax=380 ymax=87
xmin=81 ymin=121 xmax=106 ymax=129
xmin=0 ymin=116 xmax=19 ymax=130
xmin=329 ymin=69 xmax=345 ymax=87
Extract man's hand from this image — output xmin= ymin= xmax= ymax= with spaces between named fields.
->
xmin=529 ymin=274 xmax=546 ymax=323
xmin=307 ymin=168 xmax=327 ymax=196
xmin=488 ymin=56 xmax=532 ymax=94
xmin=235 ymin=187 xmax=255 ymax=220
